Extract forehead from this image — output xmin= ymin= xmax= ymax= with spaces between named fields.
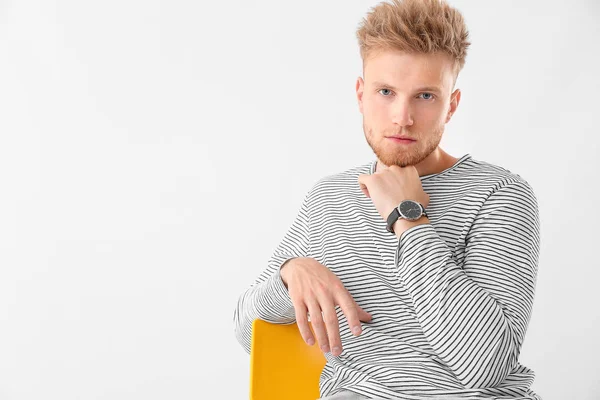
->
xmin=364 ymin=50 xmax=455 ymax=92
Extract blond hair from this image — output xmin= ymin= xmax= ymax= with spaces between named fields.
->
xmin=356 ymin=0 xmax=471 ymax=77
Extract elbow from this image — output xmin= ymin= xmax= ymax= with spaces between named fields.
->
xmin=457 ymin=356 xmax=517 ymax=390
xmin=233 ymin=305 xmax=252 ymax=354
xmin=455 ymin=333 xmax=519 ymax=389
xmin=458 ymin=366 xmax=512 ymax=390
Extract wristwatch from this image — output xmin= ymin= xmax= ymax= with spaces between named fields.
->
xmin=386 ymin=199 xmax=428 ymax=234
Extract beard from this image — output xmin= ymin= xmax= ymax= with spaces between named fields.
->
xmin=363 ymin=121 xmax=444 ymax=168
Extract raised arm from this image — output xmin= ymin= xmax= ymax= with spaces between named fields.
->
xmin=393 ymin=180 xmax=540 ymax=388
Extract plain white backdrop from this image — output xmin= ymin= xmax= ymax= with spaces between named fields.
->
xmin=1 ymin=0 xmax=599 ymax=399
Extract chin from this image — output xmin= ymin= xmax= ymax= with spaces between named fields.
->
xmin=364 ymin=125 xmax=443 ymax=169
xmin=376 ymin=149 xmax=424 ymax=168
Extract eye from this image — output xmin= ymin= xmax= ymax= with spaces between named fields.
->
xmin=418 ymin=92 xmax=435 ymax=100
xmin=378 ymin=88 xmax=393 ymax=96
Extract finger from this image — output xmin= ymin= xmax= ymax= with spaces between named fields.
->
xmin=306 ymin=301 xmax=330 ymax=353
xmin=357 ymin=176 xmax=370 ymax=198
xmin=293 ymin=301 xmax=315 ymax=346
xmin=360 ymin=185 xmax=370 ymax=198
xmin=357 ymin=305 xmax=373 ymax=323
xmin=336 ymin=292 xmax=365 ymax=336
xmin=320 ymin=299 xmax=342 ymax=356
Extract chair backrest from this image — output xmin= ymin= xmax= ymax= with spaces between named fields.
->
xmin=250 ymin=319 xmax=327 ymax=400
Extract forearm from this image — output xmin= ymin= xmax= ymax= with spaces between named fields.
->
xmin=233 ymin=259 xmax=297 ymax=354
xmin=394 ymin=223 xmax=529 ymax=388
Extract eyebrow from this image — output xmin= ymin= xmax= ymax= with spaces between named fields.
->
xmin=371 ymin=81 xmax=443 ymax=93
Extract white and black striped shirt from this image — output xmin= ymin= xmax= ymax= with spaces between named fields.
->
xmin=234 ymin=154 xmax=542 ymax=400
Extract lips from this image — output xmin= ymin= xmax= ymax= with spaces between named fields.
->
xmin=386 ymin=136 xmax=416 ymax=145
xmin=387 ymin=136 xmax=416 ymax=141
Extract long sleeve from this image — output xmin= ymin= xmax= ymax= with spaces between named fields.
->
xmin=233 ymin=190 xmax=312 ymax=354
xmin=393 ymin=179 xmax=541 ymax=389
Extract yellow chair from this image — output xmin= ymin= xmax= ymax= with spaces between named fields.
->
xmin=250 ymin=319 xmax=327 ymax=400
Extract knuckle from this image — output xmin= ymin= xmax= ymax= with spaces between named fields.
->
xmin=341 ymin=303 xmax=359 ymax=319
xmin=345 ymin=312 xmax=359 ymax=324
xmin=295 ymin=313 xmax=308 ymax=323
xmin=330 ymin=280 xmax=345 ymax=291
xmin=315 ymin=282 xmax=331 ymax=295
xmin=296 ymin=317 xmax=308 ymax=328
xmin=310 ymin=312 xmax=324 ymax=324
xmin=316 ymin=334 xmax=329 ymax=348
xmin=324 ymin=313 xmax=339 ymax=325
xmin=299 ymin=328 xmax=312 ymax=340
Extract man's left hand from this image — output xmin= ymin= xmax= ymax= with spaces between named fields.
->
xmin=357 ymin=165 xmax=430 ymax=236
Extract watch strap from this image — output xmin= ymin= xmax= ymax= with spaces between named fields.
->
xmin=386 ymin=207 xmax=401 ymax=234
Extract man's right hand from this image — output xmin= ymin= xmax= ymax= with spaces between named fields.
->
xmin=280 ymin=257 xmax=373 ymax=357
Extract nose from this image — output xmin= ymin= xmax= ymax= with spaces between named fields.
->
xmin=391 ymin=99 xmax=414 ymax=126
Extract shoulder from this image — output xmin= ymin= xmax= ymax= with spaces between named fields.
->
xmin=455 ymin=155 xmax=537 ymax=195
xmin=306 ymin=161 xmax=373 ymax=201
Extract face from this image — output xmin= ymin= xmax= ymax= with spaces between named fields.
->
xmin=356 ymin=50 xmax=460 ymax=169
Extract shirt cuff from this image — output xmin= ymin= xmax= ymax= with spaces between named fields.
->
xmin=263 ymin=259 xmax=296 ymax=320
xmin=395 ymin=223 xmax=438 ymax=268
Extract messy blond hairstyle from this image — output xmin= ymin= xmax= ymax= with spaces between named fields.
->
xmin=356 ymin=0 xmax=471 ymax=78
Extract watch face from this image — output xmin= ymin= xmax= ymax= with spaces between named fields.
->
xmin=399 ymin=200 xmax=421 ymax=220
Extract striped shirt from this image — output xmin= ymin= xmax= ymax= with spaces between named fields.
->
xmin=234 ymin=153 xmax=542 ymax=400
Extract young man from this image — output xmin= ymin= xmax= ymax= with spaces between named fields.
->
xmin=234 ymin=0 xmax=542 ymax=399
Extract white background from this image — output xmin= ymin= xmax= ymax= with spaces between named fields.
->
xmin=1 ymin=0 xmax=599 ymax=399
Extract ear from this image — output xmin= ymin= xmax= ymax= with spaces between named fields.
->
xmin=356 ymin=77 xmax=365 ymax=114
xmin=446 ymin=88 xmax=461 ymax=123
